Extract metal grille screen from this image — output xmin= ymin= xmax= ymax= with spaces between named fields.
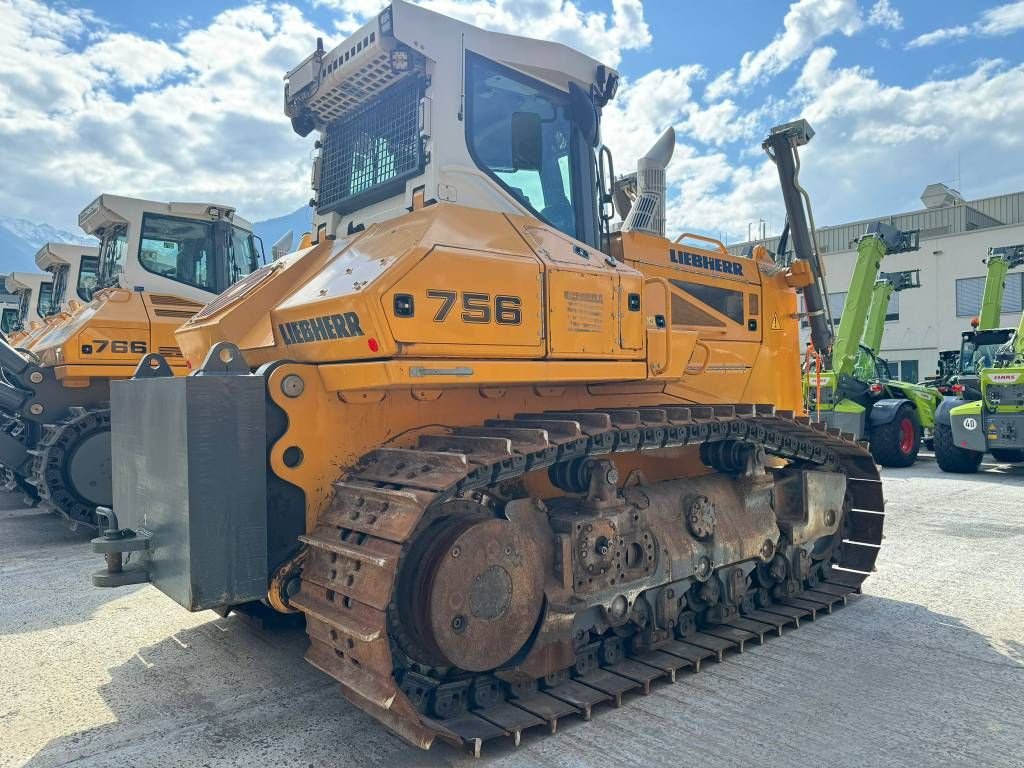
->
xmin=318 ymin=76 xmax=423 ymax=215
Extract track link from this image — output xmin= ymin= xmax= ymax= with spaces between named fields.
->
xmin=291 ymin=403 xmax=884 ymax=754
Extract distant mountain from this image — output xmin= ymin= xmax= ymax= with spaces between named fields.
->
xmin=0 ymin=217 xmax=96 ymax=274
xmin=252 ymin=205 xmax=314 ymax=258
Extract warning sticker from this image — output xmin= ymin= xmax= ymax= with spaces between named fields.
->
xmin=769 ymin=312 xmax=782 ymax=330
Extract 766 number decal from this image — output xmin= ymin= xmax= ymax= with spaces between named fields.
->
xmin=82 ymin=339 xmax=148 ymax=355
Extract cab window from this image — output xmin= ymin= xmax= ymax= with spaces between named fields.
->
xmin=36 ymin=282 xmax=55 ymax=317
xmin=228 ymin=226 xmax=260 ymax=285
xmin=139 ymin=214 xmax=216 ymax=291
xmin=466 ymin=53 xmax=578 ymax=240
xmin=1 ymin=307 xmax=17 ymax=334
xmin=76 ymin=255 xmax=101 ymax=301
xmin=50 ymin=265 xmax=69 ymax=312
xmin=99 ymin=226 xmax=128 ymax=289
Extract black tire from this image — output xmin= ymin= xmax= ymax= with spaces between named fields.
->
xmin=934 ymin=423 xmax=982 ymax=473
xmin=990 ymin=448 xmax=1024 ymax=463
xmin=869 ymin=404 xmax=921 ymax=468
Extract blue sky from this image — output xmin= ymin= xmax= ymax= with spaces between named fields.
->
xmin=2 ymin=0 xmax=1024 ymax=243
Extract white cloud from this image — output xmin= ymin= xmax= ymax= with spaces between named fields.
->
xmin=0 ymin=0 xmax=652 ymax=230
xmin=737 ymin=0 xmax=863 ymax=87
xmin=315 ymin=0 xmax=651 ymax=68
xmin=908 ymin=1 xmax=1024 ymax=48
xmin=867 ymin=0 xmax=902 ymax=30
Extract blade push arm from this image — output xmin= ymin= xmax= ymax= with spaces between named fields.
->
xmin=860 ymin=269 xmax=921 ymax=357
xmin=979 ymin=244 xmax=1024 ymax=330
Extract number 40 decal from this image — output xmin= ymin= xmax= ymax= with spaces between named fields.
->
xmin=90 ymin=339 xmax=148 ymax=354
xmin=426 ymin=290 xmax=522 ymax=325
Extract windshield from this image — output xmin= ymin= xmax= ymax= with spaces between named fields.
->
xmin=1 ymin=307 xmax=17 ymax=334
xmin=16 ymin=290 xmax=30 ymax=327
xmin=959 ymin=330 xmax=1013 ymax=374
xmin=139 ymin=213 xmax=258 ymax=293
xmin=36 ymin=282 xmax=55 ymax=317
xmin=77 ymin=255 xmax=100 ymax=301
xmin=853 ymin=345 xmax=890 ymax=381
xmin=50 ymin=265 xmax=69 ymax=313
xmin=466 ymin=53 xmax=588 ymax=243
xmin=98 ymin=225 xmax=128 ymax=289
xmin=228 ymin=226 xmax=260 ymax=285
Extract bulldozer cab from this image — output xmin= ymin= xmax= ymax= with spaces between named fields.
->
xmin=286 ymin=0 xmax=614 ymax=250
xmin=80 ymin=194 xmax=263 ymax=303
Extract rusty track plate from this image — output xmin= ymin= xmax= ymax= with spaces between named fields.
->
xmin=509 ymin=691 xmax=579 ymax=733
xmin=659 ymin=640 xmax=715 ymax=671
xmin=632 ymin=650 xmax=693 ymax=681
xmin=683 ymin=632 xmax=737 ymax=661
xmin=475 ymin=703 xmax=544 ymax=746
xmin=545 ymin=680 xmax=612 ymax=720
xmin=575 ymin=669 xmax=638 ymax=706
xmin=701 ymin=625 xmax=756 ymax=652
xmin=603 ymin=659 xmax=666 ymax=694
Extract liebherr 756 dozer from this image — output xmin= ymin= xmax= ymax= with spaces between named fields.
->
xmin=3 ymin=272 xmax=55 ymax=347
xmin=0 ymin=194 xmax=262 ymax=521
xmin=93 ymin=2 xmax=884 ymax=754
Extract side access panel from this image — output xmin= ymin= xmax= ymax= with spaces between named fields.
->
xmin=111 ymin=374 xmax=268 ymax=611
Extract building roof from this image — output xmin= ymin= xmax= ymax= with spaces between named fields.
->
xmin=727 ymin=188 xmax=1024 ymax=259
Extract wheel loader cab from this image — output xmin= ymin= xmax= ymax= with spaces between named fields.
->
xmin=21 ymin=243 xmax=103 ymax=352
xmin=3 ymin=272 xmax=53 ymax=344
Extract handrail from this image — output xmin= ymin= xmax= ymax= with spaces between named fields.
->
xmin=686 ymin=339 xmax=712 ymax=375
xmin=673 ymin=232 xmax=730 ymax=255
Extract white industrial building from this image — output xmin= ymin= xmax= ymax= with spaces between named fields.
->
xmin=728 ymin=184 xmax=1024 ymax=384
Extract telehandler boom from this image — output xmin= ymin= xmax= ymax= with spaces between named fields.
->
xmin=860 ymin=270 xmax=920 ymax=358
xmin=803 ymin=225 xmax=940 ymax=466
xmin=93 ymin=1 xmax=884 ymax=754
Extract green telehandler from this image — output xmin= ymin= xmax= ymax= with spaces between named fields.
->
xmin=804 ymin=224 xmax=942 ymax=467
xmin=936 ymin=244 xmax=1024 ymax=472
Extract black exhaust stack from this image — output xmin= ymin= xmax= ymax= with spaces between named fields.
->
xmin=763 ymin=119 xmax=834 ymax=357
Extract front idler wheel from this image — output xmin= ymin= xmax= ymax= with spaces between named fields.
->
xmin=396 ymin=515 xmax=545 ymax=672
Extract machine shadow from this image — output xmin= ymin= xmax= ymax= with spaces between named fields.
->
xmin=24 ymin=593 xmax=1023 ymax=768
xmin=0 ymin=505 xmax=143 ymax=635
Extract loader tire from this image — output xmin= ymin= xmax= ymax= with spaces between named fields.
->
xmin=869 ymin=403 xmax=920 ymax=468
xmin=990 ymin=448 xmax=1024 ymax=463
xmin=934 ymin=423 xmax=982 ymax=474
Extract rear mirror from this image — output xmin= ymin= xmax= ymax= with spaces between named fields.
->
xmin=511 ymin=112 xmax=542 ymax=171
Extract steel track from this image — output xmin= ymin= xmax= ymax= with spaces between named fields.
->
xmin=290 ymin=403 xmax=884 ymax=755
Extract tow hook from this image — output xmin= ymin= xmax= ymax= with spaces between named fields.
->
xmin=91 ymin=506 xmax=152 ymax=587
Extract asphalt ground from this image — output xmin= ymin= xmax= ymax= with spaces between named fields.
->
xmin=2 ymin=456 xmax=1022 ymax=768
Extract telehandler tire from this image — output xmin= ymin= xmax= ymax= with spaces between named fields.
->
xmin=869 ymin=403 xmax=920 ymax=468
xmin=934 ymin=423 xmax=982 ymax=473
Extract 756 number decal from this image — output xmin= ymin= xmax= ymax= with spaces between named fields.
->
xmin=426 ymin=290 xmax=522 ymax=325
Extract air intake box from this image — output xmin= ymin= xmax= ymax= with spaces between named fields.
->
xmin=110 ymin=370 xmax=268 ymax=611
